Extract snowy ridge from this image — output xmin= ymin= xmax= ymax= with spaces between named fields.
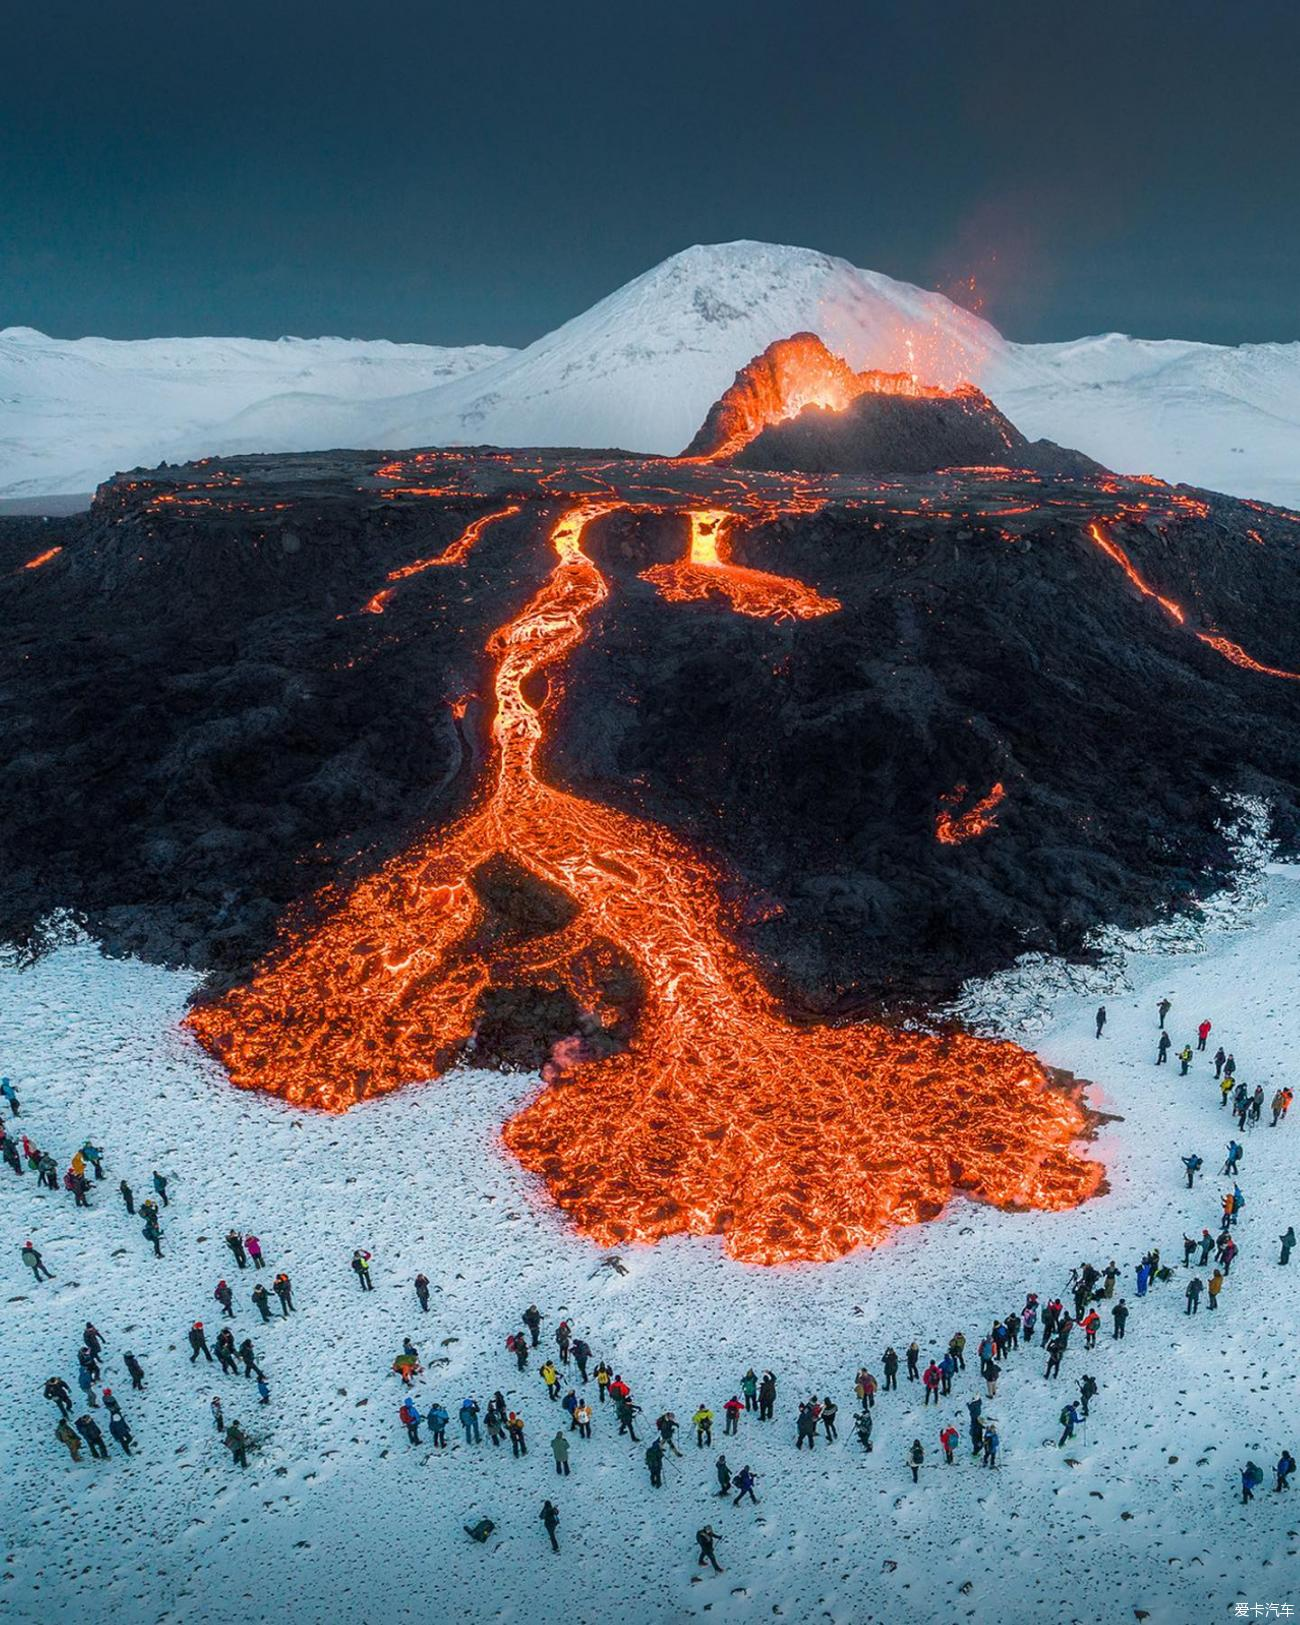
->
xmin=4 ymin=242 xmax=1299 ymax=506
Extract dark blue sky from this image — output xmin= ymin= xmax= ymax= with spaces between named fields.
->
xmin=4 ymin=0 xmax=1297 ymax=347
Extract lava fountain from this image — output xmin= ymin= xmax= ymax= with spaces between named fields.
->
xmin=186 ymin=503 xmax=1102 ymax=1263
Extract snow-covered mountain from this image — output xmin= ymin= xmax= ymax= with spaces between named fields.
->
xmin=0 ymin=328 xmax=511 ymax=500
xmin=4 ymin=242 xmax=1299 ymax=508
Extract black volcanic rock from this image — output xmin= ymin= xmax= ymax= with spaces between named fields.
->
xmin=730 ymin=389 xmax=1103 ymax=479
xmin=2 ymin=447 xmax=1299 ymax=1034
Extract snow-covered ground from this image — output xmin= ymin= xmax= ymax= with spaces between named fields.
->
xmin=4 ymin=869 xmax=1300 ymax=1624
xmin=5 ymin=242 xmax=1299 ymax=508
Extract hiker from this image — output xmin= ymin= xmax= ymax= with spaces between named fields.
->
xmin=215 ymin=1280 xmax=235 ymax=1318
xmin=252 ymin=1283 xmax=272 ymax=1322
xmin=1241 ymin=1461 xmax=1263 ymax=1504
xmin=982 ymin=1424 xmax=1000 ymax=1467
xmin=238 ymin=1338 xmax=263 ymax=1379
xmin=211 ymin=1397 xmax=225 ymax=1433
xmin=656 ymin=1411 xmax=683 ymax=1456
xmin=1157 ymin=998 xmax=1171 ymax=1029
xmin=968 ymin=1396 xmax=984 ymax=1455
xmin=225 ymin=1422 xmax=249 ymax=1469
xmin=715 ymin=1455 xmax=733 ymax=1496
xmin=225 ymin=1230 xmax=247 ymax=1269
xmin=1214 ymin=1046 xmax=1227 ymax=1079
xmin=464 ymin=1518 xmax=495 ymax=1544
xmin=0 ymin=1078 xmax=19 ymax=1115
xmin=189 ymin=1322 xmax=213 ymax=1363
xmin=1197 ymin=1018 xmax=1211 ymax=1051
xmin=571 ymin=1337 xmax=591 ymax=1382
xmin=540 ymin=1359 xmax=560 ymax=1400
xmin=1181 ymin=1153 xmax=1203 ymax=1188
xmin=1277 ymin=1451 xmax=1296 ymax=1492
xmin=245 ymin=1234 xmax=264 ymax=1269
xmin=555 ymin=1320 xmax=572 ymax=1366
xmin=906 ymin=1342 xmax=921 ymax=1382
xmin=142 ymin=1213 xmax=163 ymax=1258
xmin=523 ymin=1304 xmax=542 ymax=1347
xmin=696 ymin=1526 xmax=723 ymax=1573
xmin=1185 ymin=1276 xmax=1203 ymax=1314
xmin=124 ymin=1352 xmax=145 ymax=1390
xmin=76 ymin=1413 xmax=108 ymax=1460
xmin=821 ymin=1397 xmax=838 ymax=1441
xmin=351 ymin=1249 xmax=372 ymax=1289
xmin=908 ymin=1439 xmax=924 ymax=1483
xmin=460 ymin=1397 xmax=482 ymax=1444
xmin=1223 ymin=1141 xmax=1242 ymax=1176
xmin=550 ymin=1430 xmax=570 ymax=1475
xmin=733 ymin=1464 xmax=758 ymax=1504
xmin=119 ymin=1179 xmax=134 ymax=1215
xmin=574 ymin=1398 xmax=592 ymax=1439
xmin=1156 ymin=1032 xmax=1171 ymax=1065
xmin=693 ymin=1405 xmax=713 ymax=1447
xmin=882 ymin=1347 xmax=899 ymax=1391
xmin=540 ymin=1500 xmax=560 ymax=1553
xmin=1095 ymin=1005 xmax=1106 ymax=1038
xmin=922 ymin=1362 xmax=941 ymax=1406
xmin=152 ymin=1170 xmax=169 ymax=1206
xmin=594 ymin=1362 xmax=611 ymax=1402
xmin=940 ymin=1424 xmax=958 ymax=1464
xmin=45 ymin=1376 xmax=73 ymax=1417
xmin=645 ymin=1437 xmax=664 ymax=1487
xmin=1079 ymin=1374 xmax=1098 ymax=1417
xmin=758 ymin=1371 xmax=777 ymax=1420
xmin=414 ymin=1273 xmax=430 ymax=1311
xmin=109 ymin=1414 xmax=135 ymax=1454
xmin=1058 ymin=1401 xmax=1081 ymax=1446
xmin=216 ymin=1329 xmax=239 ymax=1376
xmin=21 ymin=1240 xmax=53 ymax=1281
xmin=741 ymin=1368 xmax=758 ymax=1411
xmin=507 ymin=1412 xmax=527 ymax=1457
xmin=1178 ymin=1045 xmax=1193 ymax=1075
xmin=55 ymin=1419 xmax=82 ymax=1461
xmin=723 ymin=1395 xmax=743 ymax=1435
xmin=1208 ymin=1268 xmax=1224 ymax=1308
xmin=1280 ymin=1226 xmax=1296 ymax=1266
xmin=273 ymin=1272 xmax=294 ymax=1314
xmin=796 ymin=1403 xmax=818 ymax=1450
xmin=854 ymin=1409 xmax=874 ymax=1451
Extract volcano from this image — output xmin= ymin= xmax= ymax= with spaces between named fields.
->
xmin=4 ymin=345 xmax=1300 ymax=1260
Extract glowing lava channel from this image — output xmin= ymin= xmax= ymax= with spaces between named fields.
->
xmin=641 ymin=510 xmax=841 ymax=621
xmin=936 ymin=782 xmax=1006 ymax=845
xmin=1086 ymin=522 xmax=1300 ymax=680
xmin=363 ymin=504 xmax=521 ymax=613
xmin=187 ymin=504 xmax=1101 ymax=1264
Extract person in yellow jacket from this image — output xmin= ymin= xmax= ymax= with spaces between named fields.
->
xmin=1207 ymin=1268 xmax=1224 ymax=1309
xmin=540 ymin=1360 xmax=561 ymax=1400
xmin=693 ymin=1406 xmax=714 ymax=1447
xmin=70 ymin=1150 xmax=85 ymax=1178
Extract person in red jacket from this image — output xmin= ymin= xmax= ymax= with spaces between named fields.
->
xmin=723 ymin=1395 xmax=743 ymax=1435
xmin=922 ymin=1363 xmax=941 ymax=1405
xmin=1081 ymin=1309 xmax=1101 ymax=1349
xmin=939 ymin=1424 xmax=959 ymax=1464
xmin=1198 ymin=1018 xmax=1212 ymax=1052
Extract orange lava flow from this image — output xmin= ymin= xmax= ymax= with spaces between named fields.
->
xmin=936 ymin=782 xmax=1006 ymax=845
xmin=640 ymin=510 xmax=841 ymax=621
xmin=1086 ymin=523 xmax=1300 ymax=681
xmin=185 ymin=504 xmax=1102 ymax=1264
xmin=363 ymin=504 xmax=521 ymax=614
xmin=687 ymin=332 xmax=968 ymax=460
xmin=1194 ymin=634 xmax=1300 ymax=682
xmin=22 ymin=546 xmax=62 ymax=570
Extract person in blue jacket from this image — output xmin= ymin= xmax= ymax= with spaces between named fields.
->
xmin=460 ymin=1396 xmax=482 ymax=1443
xmin=1242 ymin=1462 xmax=1264 ymax=1503
xmin=428 ymin=1402 xmax=449 ymax=1448
xmin=1181 ymin=1153 xmax=1203 ymax=1188
xmin=1058 ymin=1402 xmax=1081 ymax=1446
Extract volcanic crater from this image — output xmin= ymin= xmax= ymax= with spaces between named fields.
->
xmin=4 ymin=334 xmax=1300 ymax=1260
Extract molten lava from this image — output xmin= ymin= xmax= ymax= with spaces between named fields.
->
xmin=21 ymin=547 xmax=62 ymax=570
xmin=685 ymin=332 xmax=968 ymax=460
xmin=640 ymin=510 xmax=841 ymax=621
xmin=936 ymin=782 xmax=1006 ymax=845
xmin=187 ymin=503 xmax=1101 ymax=1263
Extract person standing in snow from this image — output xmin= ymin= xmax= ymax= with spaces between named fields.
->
xmin=1213 ymin=1045 xmax=1227 ymax=1079
xmin=940 ymin=1424 xmax=958 ymax=1464
xmin=906 ymin=1342 xmax=921 ymax=1383
xmin=245 ymin=1234 xmax=264 ymax=1269
xmin=695 ymin=1526 xmax=722 ymax=1573
xmin=76 ymin=1413 xmax=108 ymax=1460
xmin=982 ymin=1424 xmax=1000 ymax=1467
xmin=1241 ymin=1462 xmax=1263 ymax=1503
xmin=758 ymin=1371 xmax=777 ymax=1420
xmin=214 ymin=1280 xmax=235 ymax=1318
xmin=1280 ymin=1227 xmax=1296 ymax=1266
xmin=507 ymin=1411 xmax=527 ymax=1457
xmin=55 ymin=1418 xmax=82 ymax=1461
xmin=733 ymin=1465 xmax=759 ymax=1504
xmin=882 ymin=1348 xmax=899 ymax=1392
xmin=522 ymin=1304 xmax=542 ymax=1347
xmin=1178 ymin=1044 xmax=1193 ymax=1076
xmin=350 ymin=1249 xmax=372 ymax=1289
xmin=1078 ymin=1374 xmax=1098 ymax=1417
xmin=238 ymin=1338 xmax=263 ymax=1380
xmin=854 ymin=1409 xmax=874 ymax=1451
xmin=1276 ymin=1451 xmax=1296 ymax=1491
xmin=1197 ymin=1018 xmax=1212 ymax=1052
xmin=645 ymin=1437 xmax=664 ymax=1487
xmin=427 ymin=1403 xmax=449 ymax=1448
xmin=460 ymin=1397 xmax=482 ymax=1444
xmin=22 ymin=1241 xmax=53 ymax=1281
xmin=908 ymin=1439 xmax=924 ymax=1483
xmin=571 ymin=1336 xmax=591 ymax=1383
xmin=0 ymin=1078 xmax=20 ymax=1115
xmin=1181 ymin=1154 xmax=1203 ymax=1188
xmin=1157 ymin=998 xmax=1171 ymax=1029
xmin=124 ymin=1352 xmax=145 ymax=1390
xmin=540 ymin=1499 xmax=560 ymax=1553
xmin=551 ymin=1431 xmax=570 ymax=1476
xmin=1058 ymin=1401 xmax=1081 ymax=1446
xmin=1156 ymin=1032 xmax=1171 ymax=1066
xmin=188 ymin=1322 xmax=213 ymax=1364
xmin=693 ymin=1405 xmax=713 ymax=1447
xmin=1095 ymin=1006 xmax=1106 ymax=1039
xmin=224 ymin=1422 xmax=249 ymax=1469
xmin=252 ymin=1283 xmax=272 ymax=1321
xmin=1111 ymin=1300 xmax=1128 ymax=1340
xmin=272 ymin=1272 xmax=294 ymax=1314
xmin=225 ymin=1230 xmax=247 ymax=1269
xmin=1207 ymin=1268 xmax=1224 ymax=1309
xmin=118 ymin=1178 xmax=134 ymax=1215
xmin=1223 ymin=1140 xmax=1243 ymax=1175
xmin=414 ymin=1273 xmax=431 ymax=1312
xmin=399 ymin=1399 xmax=422 ymax=1444
xmin=1185 ymin=1277 xmax=1203 ymax=1314
xmin=1224 ymin=1052 xmax=1236 ymax=1079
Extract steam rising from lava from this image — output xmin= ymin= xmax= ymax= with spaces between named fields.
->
xmin=186 ymin=501 xmax=1102 ymax=1264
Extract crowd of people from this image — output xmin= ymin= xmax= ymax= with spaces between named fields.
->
xmin=6 ymin=992 xmax=1297 ymax=1572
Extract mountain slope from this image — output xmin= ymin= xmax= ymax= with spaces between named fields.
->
xmin=0 ymin=328 xmax=512 ymax=499
xmin=3 ymin=242 xmax=1299 ymax=508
